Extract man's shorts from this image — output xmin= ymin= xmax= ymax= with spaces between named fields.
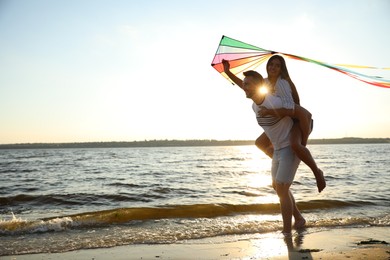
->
xmin=271 ymin=145 xmax=301 ymax=184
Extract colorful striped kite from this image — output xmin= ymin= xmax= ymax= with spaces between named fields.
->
xmin=211 ymin=35 xmax=390 ymax=88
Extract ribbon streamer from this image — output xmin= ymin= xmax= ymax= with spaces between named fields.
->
xmin=211 ymin=35 xmax=390 ymax=88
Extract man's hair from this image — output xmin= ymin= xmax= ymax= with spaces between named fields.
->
xmin=243 ymin=70 xmax=264 ymax=86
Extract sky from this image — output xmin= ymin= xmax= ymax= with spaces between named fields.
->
xmin=0 ymin=0 xmax=389 ymax=144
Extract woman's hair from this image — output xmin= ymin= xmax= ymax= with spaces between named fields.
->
xmin=243 ymin=70 xmax=264 ymax=85
xmin=267 ymin=55 xmax=300 ymax=105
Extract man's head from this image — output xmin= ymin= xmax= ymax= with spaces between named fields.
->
xmin=242 ymin=70 xmax=264 ymax=99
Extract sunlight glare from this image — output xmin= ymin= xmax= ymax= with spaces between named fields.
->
xmin=251 ymin=234 xmax=289 ymax=258
xmin=235 ymin=146 xmax=272 ymax=189
xmin=246 ymin=173 xmax=270 ymax=189
xmin=259 ymin=85 xmax=269 ymax=95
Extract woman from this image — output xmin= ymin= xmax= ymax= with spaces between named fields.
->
xmin=255 ymin=55 xmax=326 ymax=193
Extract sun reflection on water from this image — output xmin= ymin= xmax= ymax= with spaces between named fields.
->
xmin=232 ymin=146 xmax=278 ymax=204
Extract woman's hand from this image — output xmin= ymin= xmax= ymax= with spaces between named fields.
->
xmin=258 ymin=106 xmax=270 ymax=117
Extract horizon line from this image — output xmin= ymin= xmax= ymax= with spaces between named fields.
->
xmin=0 ymin=137 xmax=389 ymax=148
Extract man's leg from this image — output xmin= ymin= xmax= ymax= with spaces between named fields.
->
xmin=290 ymin=191 xmax=306 ymax=229
xmin=273 ymin=146 xmax=304 ymax=234
xmin=275 ymin=182 xmax=293 ymax=234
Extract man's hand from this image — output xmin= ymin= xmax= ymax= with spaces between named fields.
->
xmin=222 ymin=59 xmax=230 ymax=72
xmin=221 ymin=59 xmax=244 ymax=89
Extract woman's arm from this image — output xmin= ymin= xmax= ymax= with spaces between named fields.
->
xmin=261 ymin=78 xmax=295 ymax=117
xmin=276 ymin=78 xmax=295 ymax=109
xmin=259 ymin=106 xmax=294 ymax=117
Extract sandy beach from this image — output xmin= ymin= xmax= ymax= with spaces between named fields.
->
xmin=2 ymin=226 xmax=389 ymax=260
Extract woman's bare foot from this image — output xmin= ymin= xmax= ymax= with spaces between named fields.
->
xmin=294 ymin=218 xmax=306 ymax=229
xmin=314 ymin=169 xmax=326 ymax=193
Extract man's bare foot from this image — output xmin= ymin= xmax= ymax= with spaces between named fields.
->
xmin=282 ymin=231 xmax=292 ymax=237
xmin=315 ymin=169 xmax=326 ymax=193
xmin=294 ymin=218 xmax=306 ymax=229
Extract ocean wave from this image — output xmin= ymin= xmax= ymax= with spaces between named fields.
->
xmin=0 ymin=213 xmax=73 ymax=235
xmin=107 ymin=182 xmax=146 ymax=188
xmin=0 ymin=193 xmax=154 ymax=208
xmin=1 ymin=212 xmax=389 ymax=256
xmin=0 ymin=200 xmax=384 ymax=236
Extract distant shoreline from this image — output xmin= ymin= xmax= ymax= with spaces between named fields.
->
xmin=0 ymin=137 xmax=389 ymax=149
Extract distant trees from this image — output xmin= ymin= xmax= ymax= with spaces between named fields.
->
xmin=0 ymin=138 xmax=389 ymax=150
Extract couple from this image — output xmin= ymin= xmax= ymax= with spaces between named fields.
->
xmin=222 ymin=55 xmax=326 ymax=235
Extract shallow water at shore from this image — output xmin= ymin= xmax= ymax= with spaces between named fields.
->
xmin=1 ymin=144 xmax=389 ymax=255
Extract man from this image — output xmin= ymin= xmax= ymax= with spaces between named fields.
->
xmin=222 ymin=60 xmax=306 ymax=235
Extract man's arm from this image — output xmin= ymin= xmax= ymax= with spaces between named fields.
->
xmin=222 ymin=60 xmax=244 ymax=89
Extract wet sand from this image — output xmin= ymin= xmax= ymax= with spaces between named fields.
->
xmin=2 ymin=226 xmax=389 ymax=260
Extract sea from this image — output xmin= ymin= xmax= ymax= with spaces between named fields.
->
xmin=0 ymin=143 xmax=389 ymax=256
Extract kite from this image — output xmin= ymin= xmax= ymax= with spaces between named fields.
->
xmin=211 ymin=35 xmax=390 ymax=88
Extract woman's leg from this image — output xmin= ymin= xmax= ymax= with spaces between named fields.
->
xmin=255 ymin=132 xmax=273 ymax=158
xmin=294 ymin=105 xmax=311 ymax=146
xmin=290 ymin=123 xmax=326 ymax=193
